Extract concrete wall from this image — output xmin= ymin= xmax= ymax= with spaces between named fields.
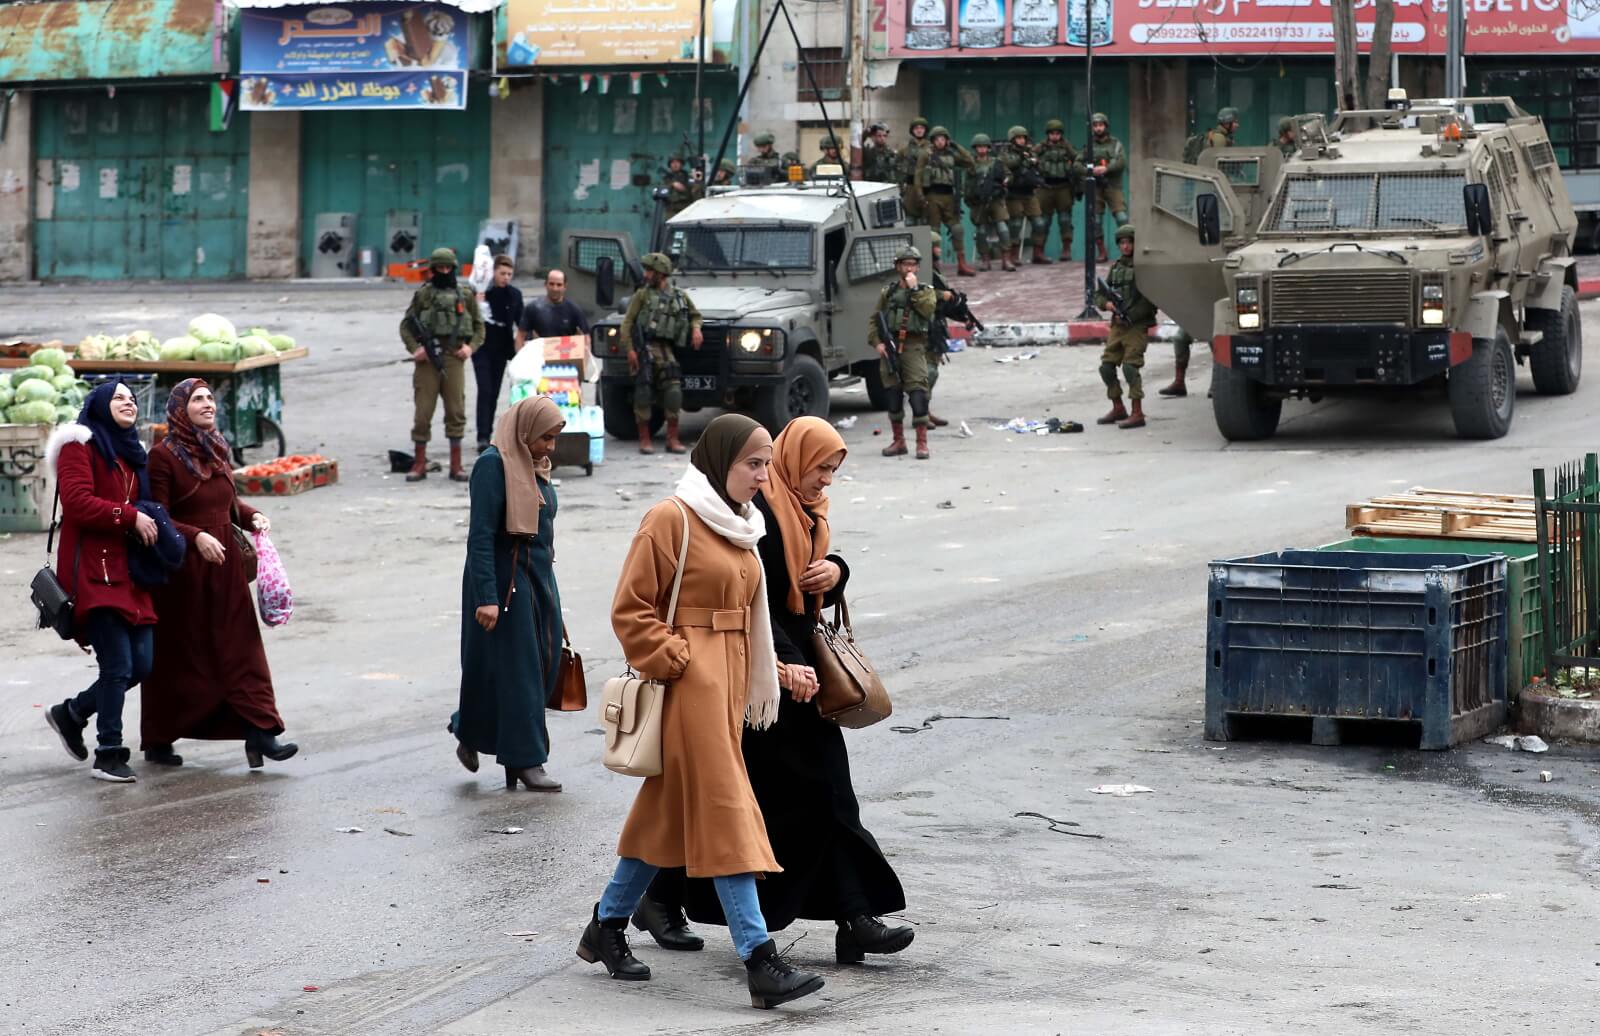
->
xmin=488 ymin=80 xmax=543 ymax=268
xmin=1129 ymin=59 xmax=1190 ymax=166
xmin=0 ymin=90 xmax=32 ymax=281
xmin=246 ymin=112 xmax=300 ymax=279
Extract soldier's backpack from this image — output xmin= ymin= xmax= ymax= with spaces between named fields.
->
xmin=1182 ymin=131 xmax=1207 ymax=165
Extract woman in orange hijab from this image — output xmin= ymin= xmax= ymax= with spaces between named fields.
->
xmin=637 ymin=416 xmax=913 ymax=966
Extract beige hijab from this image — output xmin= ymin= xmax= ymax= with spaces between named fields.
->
xmin=490 ymin=396 xmax=565 ymax=535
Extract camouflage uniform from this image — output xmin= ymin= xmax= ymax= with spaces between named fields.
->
xmin=867 ymin=248 xmax=938 ymax=448
xmin=915 ymin=129 xmax=972 ymax=263
xmin=1036 ymin=119 xmax=1084 ymax=258
xmin=862 ymin=124 xmax=899 ymax=183
xmin=400 ymin=247 xmax=485 ymax=448
xmin=620 ymin=257 xmax=701 ymax=429
xmin=748 ymin=132 xmax=784 ymax=176
xmin=898 ymin=118 xmax=932 ymax=224
xmin=999 ymin=126 xmax=1048 ymax=263
xmin=1094 ymin=226 xmax=1159 ymax=411
xmin=1089 ymin=115 xmax=1128 ymax=255
xmin=963 ymin=134 xmax=1011 ymax=268
xmin=810 ymin=135 xmax=846 ymax=177
xmin=1277 ymin=116 xmax=1298 ymax=159
xmin=661 ymin=158 xmax=699 ymax=218
xmin=1205 ymin=108 xmax=1239 ymax=152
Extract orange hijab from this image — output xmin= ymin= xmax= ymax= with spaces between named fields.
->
xmin=762 ymin=416 xmax=847 ymax=616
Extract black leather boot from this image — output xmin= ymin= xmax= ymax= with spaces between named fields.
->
xmin=244 ymin=729 xmax=299 ymax=769
xmin=576 ymin=904 xmax=650 ymax=980
xmin=143 ymin=744 xmax=184 ymax=767
xmin=745 ymin=939 xmax=824 ymax=1010
xmin=836 ymin=915 xmax=915 ymax=964
xmin=632 ymin=894 xmax=705 ymax=951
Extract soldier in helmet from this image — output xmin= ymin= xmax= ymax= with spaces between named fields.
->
xmin=712 ymin=158 xmax=737 ymax=186
xmin=619 ymin=252 xmax=703 ymax=454
xmin=898 ymin=117 xmax=932 ymax=224
xmin=1093 ymin=225 xmax=1158 ymax=430
xmin=1088 ymin=113 xmax=1128 ymax=263
xmin=964 ymin=133 xmax=1013 ymax=272
xmin=999 ymin=125 xmax=1049 ymax=267
xmin=867 ymin=246 xmax=939 ymax=459
xmin=810 ymin=134 xmax=846 ymax=176
xmin=748 ymin=131 xmax=783 ymax=175
xmin=916 ymin=126 xmax=977 ymax=277
xmin=661 ymin=154 xmax=701 ymax=219
xmin=862 ymin=122 xmax=898 ymax=183
xmin=1207 ymin=108 xmax=1240 ymax=151
xmin=1036 ymin=118 xmax=1084 ymax=264
xmin=400 ymin=246 xmax=486 ymax=481
xmin=1277 ymin=116 xmax=1298 ymax=158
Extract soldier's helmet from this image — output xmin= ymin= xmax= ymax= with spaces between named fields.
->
xmin=895 ymin=245 xmax=922 ymax=263
xmin=1091 ymin=112 xmax=1109 ymax=126
xmin=820 ymin=134 xmax=842 ymax=151
xmin=1008 ymin=125 xmax=1029 ymax=141
xmin=1219 ymin=107 xmax=1239 ymax=124
xmin=641 ymin=252 xmax=673 ymax=275
xmin=667 ymin=153 xmax=685 ymax=166
xmin=428 ymin=247 xmax=458 ymax=268
xmin=869 ymin=122 xmax=889 ymax=135
xmin=971 ymin=132 xmax=992 ymax=148
xmin=718 ymin=159 xmax=736 ymax=174
xmin=753 ymin=131 xmax=775 ymax=147
xmin=1044 ymin=118 xmax=1065 ymax=133
xmin=1114 ymin=224 xmax=1136 ymax=243
xmin=1278 ymin=116 xmax=1296 ymax=135
xmin=910 ymin=116 xmax=930 ymax=131
xmin=929 ymin=125 xmax=951 ymax=141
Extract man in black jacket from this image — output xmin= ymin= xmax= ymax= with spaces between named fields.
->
xmin=472 ymin=255 xmax=524 ymax=450
xmin=516 ymin=268 xmax=590 ymax=347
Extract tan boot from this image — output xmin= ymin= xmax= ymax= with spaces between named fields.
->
xmin=1096 ymin=400 xmax=1128 ymax=425
xmin=1002 ymin=246 xmax=1018 ymax=272
xmin=1031 ymin=245 xmax=1052 ymax=265
xmin=1117 ymin=399 xmax=1147 ymax=429
xmin=882 ymin=422 xmax=908 ymax=457
xmin=915 ymin=425 xmax=930 ymax=460
xmin=1158 ymin=364 xmax=1189 ymax=398
xmin=406 ymin=442 xmax=428 ymax=482
xmin=665 ymin=419 xmax=686 ymax=454
xmin=979 ymin=255 xmax=992 ymax=272
xmin=928 ymin=412 xmax=949 ymax=428
xmin=638 ymin=424 xmax=654 ymax=455
xmin=956 ymin=255 xmax=977 ymax=277
xmin=448 ymin=439 xmax=468 ymax=482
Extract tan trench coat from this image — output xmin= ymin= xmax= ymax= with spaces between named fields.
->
xmin=611 ymin=499 xmax=781 ymax=878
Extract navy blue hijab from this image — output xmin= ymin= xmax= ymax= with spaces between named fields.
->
xmin=78 ymin=381 xmax=150 ymax=497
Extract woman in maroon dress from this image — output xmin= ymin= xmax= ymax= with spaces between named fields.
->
xmin=142 ymin=378 xmax=298 ymax=769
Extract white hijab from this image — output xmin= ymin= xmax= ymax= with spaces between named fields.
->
xmin=673 ymin=464 xmax=782 ymax=730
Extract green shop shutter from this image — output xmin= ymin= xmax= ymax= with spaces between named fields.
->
xmin=541 ymin=71 xmax=738 ymax=261
xmin=33 ymin=89 xmax=251 ymax=280
xmin=920 ymin=61 xmax=1129 ymax=262
xmin=299 ymin=82 xmax=492 ymax=274
xmin=1187 ymin=59 xmax=1333 ymax=148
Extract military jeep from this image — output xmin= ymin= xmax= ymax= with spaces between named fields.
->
xmin=1137 ymin=96 xmax=1582 ymax=440
xmin=562 ymin=171 xmax=930 ymax=438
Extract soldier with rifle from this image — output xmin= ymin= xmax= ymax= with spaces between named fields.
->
xmin=1000 ymin=125 xmax=1050 ymax=267
xmin=1036 ymin=119 xmax=1085 ymax=263
xmin=661 ymin=154 xmax=701 ymax=219
xmin=1093 ymin=225 xmax=1158 ymax=430
xmin=620 ymin=252 xmax=702 ymax=454
xmin=915 ymin=127 xmax=977 ymax=277
xmin=400 ymin=246 xmax=485 ymax=482
xmin=868 ymin=246 xmax=939 ymax=459
xmin=862 ymin=122 xmax=898 ymax=183
xmin=964 ymin=134 xmax=1013 ymax=272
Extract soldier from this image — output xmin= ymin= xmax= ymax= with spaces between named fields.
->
xmin=661 ymin=154 xmax=700 ymax=219
xmin=748 ymin=131 xmax=784 ymax=174
xmin=898 ymin=117 xmax=932 ymax=224
xmin=1277 ymin=116 xmax=1298 ymax=158
xmin=868 ymin=246 xmax=939 ymax=459
xmin=1036 ymin=118 xmax=1083 ymax=264
xmin=400 ymin=246 xmax=485 ymax=482
xmin=810 ymin=134 xmax=846 ymax=176
xmin=964 ymin=133 xmax=1013 ymax=272
xmin=1206 ymin=107 xmax=1239 ymax=151
xmin=862 ymin=122 xmax=898 ymax=183
xmin=1088 ymin=113 xmax=1128 ymax=263
xmin=915 ymin=126 xmax=977 ymax=277
xmin=1000 ymin=125 xmax=1049 ymax=267
xmin=1093 ymin=225 xmax=1158 ymax=430
xmin=619 ymin=252 xmax=703 ymax=455
xmin=712 ymin=158 xmax=736 ymax=186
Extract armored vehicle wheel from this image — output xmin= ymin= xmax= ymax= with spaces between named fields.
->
xmin=1448 ymin=330 xmax=1515 ymax=440
xmin=860 ymin=361 xmax=891 ymax=410
xmin=1211 ymin=366 xmax=1282 ymax=441
xmin=600 ymin=381 xmax=665 ymax=440
xmin=755 ymin=353 xmax=829 ymax=434
xmin=1527 ymin=285 xmax=1582 ymax=396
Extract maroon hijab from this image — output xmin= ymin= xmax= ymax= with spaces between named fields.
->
xmin=162 ymin=378 xmax=232 ymax=479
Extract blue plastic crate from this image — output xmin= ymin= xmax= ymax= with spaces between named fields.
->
xmin=1205 ymin=550 xmax=1508 ymax=750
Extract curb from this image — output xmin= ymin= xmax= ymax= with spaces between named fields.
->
xmin=972 ymin=320 xmax=1181 ymax=348
xmin=1580 ymin=277 xmax=1600 ymax=301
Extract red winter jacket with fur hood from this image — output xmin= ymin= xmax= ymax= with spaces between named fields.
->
xmin=45 ymin=423 xmax=157 ymax=632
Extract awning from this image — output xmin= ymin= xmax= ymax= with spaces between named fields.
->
xmin=227 ymin=0 xmax=505 ymax=13
xmin=0 ymin=0 xmax=225 ymax=85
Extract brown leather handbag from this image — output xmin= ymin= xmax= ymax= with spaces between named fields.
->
xmin=811 ymin=598 xmax=892 ymax=729
xmin=548 ymin=627 xmax=588 ymax=712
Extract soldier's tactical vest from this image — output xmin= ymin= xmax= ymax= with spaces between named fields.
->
xmin=881 ymin=285 xmax=932 ymax=337
xmin=864 ymin=146 xmax=898 ymax=182
xmin=417 ymin=283 xmax=477 ymax=340
xmin=922 ymin=148 xmax=959 ymax=188
xmin=1091 ymin=136 xmax=1125 ymax=185
xmin=899 ymin=140 xmax=930 ymax=184
xmin=1037 ymin=143 xmax=1075 ymax=180
xmin=640 ymin=287 xmax=691 ymax=345
xmin=1107 ymin=258 xmax=1158 ymax=326
xmin=750 ymin=151 xmax=783 ymax=169
xmin=966 ymin=156 xmax=1001 ymax=203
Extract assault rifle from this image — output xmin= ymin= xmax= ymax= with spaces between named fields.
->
xmin=873 ymin=310 xmax=901 ymax=378
xmin=630 ymin=317 xmax=654 ymax=388
xmin=942 ymin=289 xmax=985 ymax=333
xmin=974 ymin=160 xmax=1008 ymax=205
xmin=406 ymin=313 xmax=446 ymax=373
xmin=1095 ymin=277 xmax=1133 ymax=325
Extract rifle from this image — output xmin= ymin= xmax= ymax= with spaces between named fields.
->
xmin=406 ymin=313 xmax=446 ymax=372
xmin=1096 ymin=277 xmax=1134 ymax=325
xmin=630 ymin=317 xmax=654 ymax=388
xmin=943 ymin=289 xmax=986 ymax=333
xmin=873 ymin=310 xmax=900 ymax=378
xmin=975 ymin=160 xmax=1008 ymax=205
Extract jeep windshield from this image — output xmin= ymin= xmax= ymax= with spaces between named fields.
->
xmin=670 ymin=226 xmax=814 ymax=271
xmin=1264 ymin=171 xmax=1468 ymax=233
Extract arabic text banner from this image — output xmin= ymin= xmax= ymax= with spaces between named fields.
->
xmin=501 ymin=0 xmax=704 ymax=66
xmin=239 ymin=71 xmax=468 ymax=110
xmin=240 ymin=3 xmax=470 ymax=75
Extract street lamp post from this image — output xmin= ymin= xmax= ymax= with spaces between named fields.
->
xmin=1078 ymin=0 xmax=1101 ymax=319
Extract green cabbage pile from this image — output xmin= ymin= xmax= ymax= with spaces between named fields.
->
xmin=4 ymin=349 xmax=85 ymax=426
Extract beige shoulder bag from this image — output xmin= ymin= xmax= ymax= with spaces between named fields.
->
xmin=600 ymin=499 xmax=690 ymax=777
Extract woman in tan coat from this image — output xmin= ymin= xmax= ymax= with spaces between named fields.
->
xmin=577 ymin=415 xmax=825 ymax=1011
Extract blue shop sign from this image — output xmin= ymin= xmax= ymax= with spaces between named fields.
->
xmin=240 ymin=3 xmax=470 ymax=74
xmin=240 ymin=70 xmax=467 ymax=110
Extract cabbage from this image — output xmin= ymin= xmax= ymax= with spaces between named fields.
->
xmin=125 ymin=330 xmax=158 ymax=350
xmin=245 ymin=326 xmax=272 ymax=339
xmin=51 ymin=373 xmax=77 ymax=393
xmin=0 ymin=373 xmax=9 ymax=389
xmin=32 ymin=347 xmax=68 ymax=372
xmin=0 ymin=387 xmax=12 ymax=410
xmin=188 ymin=313 xmax=237 ymax=343
xmin=54 ymin=404 xmax=76 ymax=424
xmin=15 ymin=379 xmax=58 ymax=405
xmin=195 ymin=340 xmax=241 ymax=363
xmin=129 ymin=339 xmax=160 ymax=362
xmin=12 ymin=365 xmax=53 ymax=385
xmin=106 ymin=336 xmax=132 ymax=360
xmin=159 ymin=336 xmax=199 ymax=362
xmin=76 ymin=334 xmax=112 ymax=360
xmin=6 ymin=400 xmax=56 ymax=425
xmin=268 ymin=334 xmax=296 ymax=352
xmin=237 ymin=335 xmax=271 ymax=358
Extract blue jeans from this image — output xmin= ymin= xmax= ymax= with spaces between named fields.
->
xmin=70 ymin=609 xmax=153 ymax=756
xmin=600 ymin=857 xmax=770 ymax=960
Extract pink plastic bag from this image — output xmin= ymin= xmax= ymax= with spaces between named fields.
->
xmin=254 ymin=531 xmax=293 ymax=627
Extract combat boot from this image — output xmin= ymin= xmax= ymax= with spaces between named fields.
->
xmin=928 ymin=412 xmax=949 ymax=428
xmin=915 ymin=425 xmax=930 ymax=460
xmin=1117 ymin=399 xmax=1146 ymax=429
xmin=406 ymin=443 xmax=428 ymax=482
xmin=1159 ymin=364 xmax=1188 ymax=398
xmin=979 ymin=254 xmax=992 ymax=272
xmin=1001 ymin=247 xmax=1018 ymax=273
xmin=1031 ymin=244 xmax=1053 ymax=265
xmin=665 ymin=419 xmax=686 ymax=454
xmin=956 ymin=254 xmax=977 ymax=278
xmin=882 ymin=422 xmax=908 ymax=457
xmin=638 ymin=425 xmax=654 ymax=455
xmin=448 ymin=439 xmax=468 ymax=482
xmin=1096 ymin=400 xmax=1128 ymax=425
xmin=1095 ymin=237 xmax=1109 ymax=264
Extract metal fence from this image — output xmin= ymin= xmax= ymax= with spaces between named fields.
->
xmin=1534 ymin=453 xmax=1600 ymax=676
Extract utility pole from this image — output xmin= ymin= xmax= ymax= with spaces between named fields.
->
xmin=1444 ymin=0 xmax=1465 ymax=98
xmin=847 ymin=0 xmax=867 ymax=177
xmin=1078 ymin=0 xmax=1100 ymax=320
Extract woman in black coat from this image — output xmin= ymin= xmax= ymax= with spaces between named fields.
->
xmin=636 ymin=417 xmax=912 ymax=964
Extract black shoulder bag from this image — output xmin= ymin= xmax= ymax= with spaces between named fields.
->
xmin=30 ymin=488 xmax=76 ymax=640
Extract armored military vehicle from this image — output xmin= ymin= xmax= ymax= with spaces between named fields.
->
xmin=562 ymin=167 xmax=930 ymax=438
xmin=1136 ymin=95 xmax=1581 ymax=440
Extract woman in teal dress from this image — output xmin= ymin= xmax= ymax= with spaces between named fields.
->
xmin=450 ymin=395 xmax=567 ymax=791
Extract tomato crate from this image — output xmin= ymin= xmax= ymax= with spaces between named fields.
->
xmin=234 ymin=457 xmax=337 ymax=496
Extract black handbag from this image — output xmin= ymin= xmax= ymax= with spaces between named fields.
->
xmin=30 ymin=488 xmax=75 ymax=641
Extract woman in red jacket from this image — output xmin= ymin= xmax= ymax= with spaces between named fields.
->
xmin=43 ymin=381 xmax=160 ymax=784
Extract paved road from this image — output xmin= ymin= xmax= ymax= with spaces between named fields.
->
xmin=2 ymin=284 xmax=1598 ymax=1035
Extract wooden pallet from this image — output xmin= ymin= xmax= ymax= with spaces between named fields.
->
xmin=1346 ymin=487 xmax=1541 ymax=543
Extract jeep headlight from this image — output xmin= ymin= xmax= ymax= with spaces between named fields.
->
xmin=1236 ymin=281 xmax=1261 ymax=330
xmin=595 ymin=326 xmax=622 ymax=356
xmin=1421 ymin=281 xmax=1446 ymax=326
xmin=735 ymin=328 xmax=780 ymax=356
xmin=739 ymin=330 xmax=763 ymax=353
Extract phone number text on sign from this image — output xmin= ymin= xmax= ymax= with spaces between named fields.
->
xmin=1130 ymin=21 xmax=1429 ymax=43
